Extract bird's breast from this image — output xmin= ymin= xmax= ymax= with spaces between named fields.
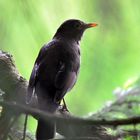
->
xmin=64 ymin=44 xmax=80 ymax=73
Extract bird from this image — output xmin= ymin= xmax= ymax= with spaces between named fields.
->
xmin=27 ymin=19 xmax=97 ymax=140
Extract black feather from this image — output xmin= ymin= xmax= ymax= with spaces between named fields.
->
xmin=27 ymin=19 xmax=92 ymax=139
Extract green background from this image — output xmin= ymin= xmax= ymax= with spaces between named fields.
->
xmin=0 ymin=0 xmax=140 ymax=117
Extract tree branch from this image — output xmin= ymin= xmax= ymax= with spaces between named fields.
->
xmin=1 ymin=50 xmax=140 ymax=140
xmin=1 ymin=101 xmax=140 ymax=127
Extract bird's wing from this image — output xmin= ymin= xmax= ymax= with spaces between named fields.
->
xmin=26 ymin=45 xmax=49 ymax=103
xmin=54 ymin=62 xmax=77 ymax=102
xmin=26 ymin=64 xmax=38 ymax=103
xmin=27 ymin=41 xmax=79 ymax=103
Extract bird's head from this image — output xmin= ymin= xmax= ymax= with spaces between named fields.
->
xmin=53 ymin=19 xmax=98 ymax=42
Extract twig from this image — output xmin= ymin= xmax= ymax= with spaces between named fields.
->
xmin=1 ymin=101 xmax=140 ymax=127
xmin=22 ymin=114 xmax=28 ymax=140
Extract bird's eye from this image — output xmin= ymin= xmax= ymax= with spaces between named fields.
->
xmin=74 ymin=23 xmax=82 ymax=29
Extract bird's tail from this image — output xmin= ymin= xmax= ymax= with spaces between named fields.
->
xmin=36 ymin=118 xmax=56 ymax=140
xmin=36 ymin=96 xmax=59 ymax=140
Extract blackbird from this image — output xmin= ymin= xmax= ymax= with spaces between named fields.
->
xmin=27 ymin=19 xmax=97 ymax=139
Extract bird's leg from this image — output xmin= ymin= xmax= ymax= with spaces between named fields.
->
xmin=62 ymin=98 xmax=69 ymax=112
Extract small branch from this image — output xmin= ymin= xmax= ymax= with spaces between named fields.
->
xmin=1 ymin=101 xmax=140 ymax=127
xmin=22 ymin=114 xmax=28 ymax=140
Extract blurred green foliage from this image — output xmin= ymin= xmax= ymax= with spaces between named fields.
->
xmin=0 ymin=0 xmax=140 ymax=117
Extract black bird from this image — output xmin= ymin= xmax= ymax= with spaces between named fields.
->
xmin=27 ymin=19 xmax=97 ymax=139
